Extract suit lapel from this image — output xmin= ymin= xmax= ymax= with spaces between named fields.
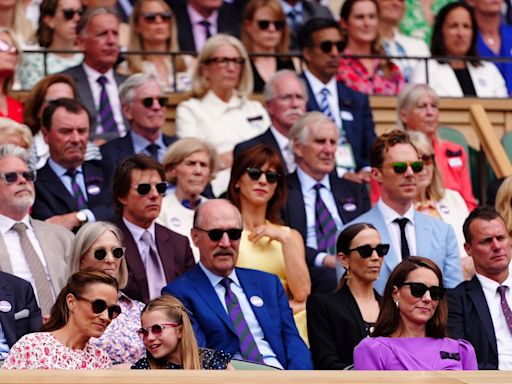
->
xmin=38 ymin=164 xmax=75 ymax=211
xmin=286 ymin=172 xmax=307 ymax=238
xmin=414 ymin=212 xmax=432 ymax=257
xmin=31 ymin=218 xmax=63 ymax=293
xmin=371 ymin=207 xmax=396 ymax=275
xmin=0 ymin=286 xmax=16 ymax=347
xmin=155 ymin=224 xmax=175 ymax=281
xmin=302 ymin=74 xmax=321 ymax=112
xmin=74 ymin=66 xmax=97 ymax=132
xmin=0 ymin=233 xmax=14 ymax=273
xmin=339 ymin=286 xmax=366 ymax=338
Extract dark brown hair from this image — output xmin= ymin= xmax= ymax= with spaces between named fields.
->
xmin=463 ymin=205 xmax=503 ymax=243
xmin=370 ymin=129 xmax=417 ymax=168
xmin=37 ymin=0 xmax=61 ymax=47
xmin=41 ymin=97 xmax=90 ymax=131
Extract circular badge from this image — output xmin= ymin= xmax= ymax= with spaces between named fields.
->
xmin=0 ymin=300 xmax=12 ymax=313
xmin=343 ymin=202 xmax=357 ymax=212
xmin=170 ymin=216 xmax=181 ymax=227
xmin=250 ymin=296 xmax=264 ymax=307
xmin=87 ymin=184 xmax=101 ymax=196
xmin=439 ymin=204 xmax=450 ymax=215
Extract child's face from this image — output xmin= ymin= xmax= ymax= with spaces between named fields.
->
xmin=140 ymin=310 xmax=182 ymax=363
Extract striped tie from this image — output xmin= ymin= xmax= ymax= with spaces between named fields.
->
xmin=97 ymin=76 xmax=119 ymax=134
xmin=220 ymin=278 xmax=264 ymax=363
xmin=497 ymin=286 xmax=512 ymax=335
xmin=314 ymin=183 xmax=337 ymax=254
xmin=66 ymin=169 xmax=87 ymax=211
xmin=319 ymin=88 xmax=334 ymax=121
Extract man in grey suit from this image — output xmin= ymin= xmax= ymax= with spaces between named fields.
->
xmin=0 ymin=145 xmax=74 ymax=318
xmin=337 ymin=130 xmax=462 ymax=293
xmin=61 ymin=7 xmax=128 ymax=142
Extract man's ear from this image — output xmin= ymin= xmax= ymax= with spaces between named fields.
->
xmin=371 ymin=167 xmax=382 ymax=184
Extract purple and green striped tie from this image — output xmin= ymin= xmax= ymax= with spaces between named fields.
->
xmin=220 ymin=278 xmax=264 ymax=363
xmin=314 ymin=183 xmax=337 ymax=254
xmin=66 ymin=169 xmax=87 ymax=211
xmin=97 ymin=76 xmax=119 ymax=134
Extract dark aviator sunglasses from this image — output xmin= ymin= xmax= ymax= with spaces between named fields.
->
xmin=0 ymin=171 xmax=36 ymax=183
xmin=133 ymin=182 xmax=167 ymax=195
xmin=256 ymin=19 xmax=286 ymax=31
xmin=138 ymin=97 xmax=168 ymax=109
xmin=317 ymin=40 xmax=344 ymax=53
xmin=142 ymin=12 xmax=173 ymax=22
xmin=62 ymin=8 xmax=83 ymax=20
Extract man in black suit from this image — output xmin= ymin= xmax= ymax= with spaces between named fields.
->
xmin=112 ymin=154 xmax=195 ymax=303
xmin=448 ymin=206 xmax=512 ymax=370
xmin=282 ymin=112 xmax=370 ymax=293
xmin=61 ymin=7 xmax=128 ymax=142
xmin=32 ymin=98 xmax=116 ymax=231
xmin=298 ymin=18 xmax=376 ymax=184
xmin=234 ymin=70 xmax=307 ymax=172
xmin=0 ymin=272 xmax=42 ymax=356
xmin=101 ymin=73 xmax=176 ymax=176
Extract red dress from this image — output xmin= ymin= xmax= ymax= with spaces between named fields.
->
xmin=0 ymin=96 xmax=23 ymax=122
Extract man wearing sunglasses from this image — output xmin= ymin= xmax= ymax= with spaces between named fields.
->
xmin=0 ymin=144 xmax=74 ymax=318
xmin=297 ymin=18 xmax=376 ymax=184
xmin=448 ymin=206 xmax=512 ymax=370
xmin=32 ymin=98 xmax=116 ymax=231
xmin=113 ymin=154 xmax=195 ymax=303
xmin=337 ymin=130 xmax=461 ymax=294
xmin=163 ymin=199 xmax=312 ymax=369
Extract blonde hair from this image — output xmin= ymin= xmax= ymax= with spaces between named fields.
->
xmin=192 ymin=34 xmax=253 ymax=98
xmin=0 ymin=118 xmax=33 ymax=148
xmin=0 ymin=27 xmax=22 ymax=94
xmin=496 ymin=176 xmax=512 ymax=238
xmin=142 ymin=295 xmax=201 ymax=369
xmin=13 ymin=1 xmax=36 ymax=44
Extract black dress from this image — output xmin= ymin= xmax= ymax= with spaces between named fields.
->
xmin=250 ymin=58 xmax=296 ymax=93
xmin=131 ymin=348 xmax=231 ymax=369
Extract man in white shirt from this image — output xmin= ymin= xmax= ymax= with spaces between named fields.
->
xmin=448 ymin=206 xmax=512 ymax=370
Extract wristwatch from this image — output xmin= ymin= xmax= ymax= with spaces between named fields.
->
xmin=76 ymin=210 xmax=88 ymax=224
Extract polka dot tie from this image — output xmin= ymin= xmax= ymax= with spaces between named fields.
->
xmin=497 ymin=285 xmax=512 ymax=335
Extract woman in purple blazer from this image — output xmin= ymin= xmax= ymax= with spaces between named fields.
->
xmin=354 ymin=256 xmax=477 ymax=370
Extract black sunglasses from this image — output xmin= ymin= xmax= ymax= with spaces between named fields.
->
xmin=0 ymin=171 xmax=36 ymax=183
xmin=93 ymin=247 xmax=125 ymax=260
xmin=133 ymin=182 xmax=167 ymax=195
xmin=385 ymin=161 xmax=424 ymax=174
xmin=348 ymin=244 xmax=389 ymax=258
xmin=137 ymin=322 xmax=179 ymax=339
xmin=142 ymin=12 xmax=173 ymax=22
xmin=246 ymin=167 xmax=280 ymax=184
xmin=75 ymin=296 xmax=122 ymax=319
xmin=256 ymin=19 xmax=286 ymax=30
xmin=194 ymin=227 xmax=243 ymax=241
xmin=204 ymin=57 xmax=245 ymax=66
xmin=400 ymin=282 xmax=446 ymax=301
xmin=318 ymin=40 xmax=344 ymax=53
xmin=137 ymin=96 xmax=168 ymax=108
xmin=62 ymin=8 xmax=83 ymax=20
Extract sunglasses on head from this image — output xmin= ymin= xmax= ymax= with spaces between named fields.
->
xmin=348 ymin=244 xmax=389 ymax=258
xmin=137 ymin=322 xmax=179 ymax=339
xmin=194 ymin=227 xmax=243 ymax=241
xmin=62 ymin=8 xmax=83 ymax=20
xmin=75 ymin=296 xmax=122 ymax=319
xmin=0 ymin=39 xmax=17 ymax=54
xmin=400 ymin=282 xmax=446 ymax=300
xmin=318 ymin=40 xmax=343 ymax=53
xmin=92 ymin=247 xmax=125 ymax=261
xmin=142 ymin=12 xmax=173 ymax=22
xmin=137 ymin=96 xmax=168 ymax=109
xmin=256 ymin=19 xmax=286 ymax=30
xmin=0 ymin=171 xmax=36 ymax=183
xmin=246 ymin=167 xmax=280 ymax=184
xmin=133 ymin=182 xmax=167 ymax=195
xmin=386 ymin=161 xmax=424 ymax=174
xmin=420 ymin=154 xmax=435 ymax=165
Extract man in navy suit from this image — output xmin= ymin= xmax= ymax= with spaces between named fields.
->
xmin=163 ymin=199 xmax=311 ymax=369
xmin=234 ymin=70 xmax=307 ymax=173
xmin=282 ymin=112 xmax=370 ymax=293
xmin=298 ymin=18 xmax=376 ymax=184
xmin=32 ymin=98 xmax=116 ymax=231
xmin=0 ymin=272 xmax=42 ymax=357
xmin=448 ymin=206 xmax=512 ymax=370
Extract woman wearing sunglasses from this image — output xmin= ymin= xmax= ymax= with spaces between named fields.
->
xmin=2 ymin=270 xmax=120 ymax=369
xmin=0 ymin=28 xmax=22 ymax=123
xmin=17 ymin=0 xmax=84 ymax=90
xmin=68 ymin=221 xmax=146 ymax=365
xmin=336 ymin=0 xmax=403 ymax=96
xmin=240 ymin=0 xmax=296 ymax=93
xmin=132 ymin=295 xmax=231 ymax=369
xmin=227 ymin=144 xmax=310 ymax=339
xmin=307 ymin=223 xmax=386 ymax=369
xmin=354 ymin=256 xmax=477 ymax=370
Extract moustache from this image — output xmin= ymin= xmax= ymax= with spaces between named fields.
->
xmin=213 ymin=249 xmax=235 ymax=257
xmin=284 ymin=108 xmax=304 ymax=118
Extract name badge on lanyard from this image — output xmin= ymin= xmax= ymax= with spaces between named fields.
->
xmin=336 ymin=114 xmax=356 ymax=171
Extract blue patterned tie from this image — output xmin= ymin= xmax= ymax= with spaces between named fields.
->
xmin=198 ymin=20 xmax=212 ymax=39
xmin=66 ymin=169 xmax=87 ymax=211
xmin=146 ymin=143 xmax=160 ymax=160
xmin=220 ymin=278 xmax=264 ymax=363
xmin=314 ymin=183 xmax=337 ymax=254
xmin=97 ymin=76 xmax=119 ymax=134
xmin=319 ymin=88 xmax=334 ymax=122
xmin=497 ymin=286 xmax=512 ymax=335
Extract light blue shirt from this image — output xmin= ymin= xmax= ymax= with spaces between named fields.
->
xmin=0 ymin=322 xmax=9 ymax=360
xmin=198 ymin=262 xmax=283 ymax=369
xmin=280 ymin=0 xmax=303 ymax=26
xmin=130 ymin=130 xmax=167 ymax=163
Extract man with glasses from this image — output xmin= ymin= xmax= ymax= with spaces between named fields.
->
xmin=112 ymin=154 xmax=194 ymax=303
xmin=32 ymin=98 xmax=116 ymax=231
xmin=163 ymin=198 xmax=312 ymax=369
xmin=282 ymin=112 xmax=370 ymax=293
xmin=0 ymin=144 xmax=73 ymax=318
xmin=234 ymin=70 xmax=307 ymax=173
xmin=297 ymin=18 xmax=376 ymax=184
xmin=337 ymin=130 xmax=461 ymax=294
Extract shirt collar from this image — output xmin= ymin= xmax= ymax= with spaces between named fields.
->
xmin=477 ymin=271 xmax=512 ymax=296
xmin=377 ymin=198 xmax=415 ymax=226
xmin=269 ymin=125 xmax=290 ymax=151
xmin=187 ymin=4 xmax=218 ymax=26
xmin=280 ymin=0 xmax=303 ymax=14
xmin=82 ymin=63 xmax=115 ymax=84
xmin=48 ymin=158 xmax=83 ymax=177
xmin=303 ymin=69 xmax=337 ymax=92
xmin=203 ymin=90 xmax=244 ymax=116
xmin=296 ymin=166 xmax=331 ymax=192
xmin=122 ymin=217 xmax=156 ymax=242
xmin=130 ymin=130 xmax=165 ymax=154
xmin=0 ymin=213 xmax=31 ymax=236
xmin=198 ymin=262 xmax=241 ymax=288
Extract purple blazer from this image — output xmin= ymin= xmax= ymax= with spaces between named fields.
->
xmin=354 ymin=337 xmax=477 ymax=370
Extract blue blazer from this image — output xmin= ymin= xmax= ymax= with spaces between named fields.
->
xmin=337 ymin=206 xmax=462 ymax=294
xmin=447 ymin=277 xmax=498 ymax=370
xmin=302 ymin=75 xmax=376 ymax=169
xmin=0 ymin=272 xmax=42 ymax=348
xmin=162 ymin=265 xmax=312 ymax=369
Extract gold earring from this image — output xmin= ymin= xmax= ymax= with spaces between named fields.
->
xmin=394 ymin=300 xmax=399 ymax=309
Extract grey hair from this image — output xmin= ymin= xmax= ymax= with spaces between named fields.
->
xmin=289 ymin=111 xmax=336 ymax=148
xmin=77 ymin=7 xmax=119 ymax=36
xmin=69 ymin=222 xmax=128 ymax=289
xmin=263 ymin=70 xmax=307 ymax=102
xmin=118 ymin=72 xmax=164 ymax=104
xmin=0 ymin=144 xmax=30 ymax=163
xmin=397 ymin=83 xmax=439 ymax=130
xmin=0 ymin=118 xmax=33 ymax=148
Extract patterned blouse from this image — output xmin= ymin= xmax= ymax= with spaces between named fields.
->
xmin=399 ymin=0 xmax=454 ymax=43
xmin=2 ymin=332 xmax=111 ymax=369
xmin=89 ymin=292 xmax=146 ymax=364
xmin=131 ymin=348 xmax=231 ymax=370
xmin=337 ymin=53 xmax=404 ymax=96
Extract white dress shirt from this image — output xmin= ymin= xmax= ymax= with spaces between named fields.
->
xmin=188 ymin=5 xmax=218 ymax=52
xmin=303 ymin=70 xmax=342 ymax=130
xmin=269 ymin=125 xmax=295 ymax=173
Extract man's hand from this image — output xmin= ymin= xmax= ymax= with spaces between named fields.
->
xmin=46 ymin=212 xmax=81 ymax=230
xmin=322 ymin=255 xmax=337 ymax=269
